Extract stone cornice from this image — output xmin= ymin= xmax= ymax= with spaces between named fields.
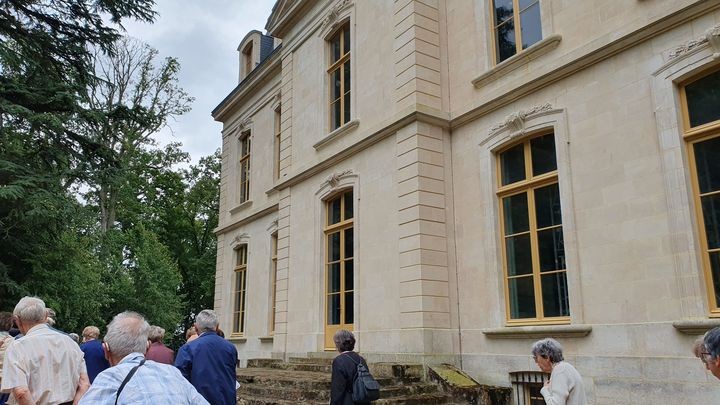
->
xmin=672 ymin=319 xmax=720 ymax=335
xmin=667 ymin=23 xmax=720 ymax=61
xmin=215 ymin=203 xmax=279 ymax=235
xmin=483 ymin=324 xmax=592 ymax=339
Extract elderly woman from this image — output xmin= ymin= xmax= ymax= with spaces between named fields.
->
xmin=330 ymin=330 xmax=369 ymax=405
xmin=532 ymin=338 xmax=586 ymax=405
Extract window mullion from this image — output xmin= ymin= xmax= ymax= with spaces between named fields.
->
xmin=513 ymin=0 xmax=522 ymax=53
xmin=528 ymin=186 xmax=544 ymax=320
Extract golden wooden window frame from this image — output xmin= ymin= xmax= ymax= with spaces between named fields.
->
xmin=680 ymin=65 xmax=720 ymax=316
xmin=233 ymin=244 xmax=248 ymax=335
xmin=239 ymin=132 xmax=251 ymax=203
xmin=270 ymin=233 xmax=278 ymax=334
xmin=496 ymin=132 xmax=570 ymax=325
xmin=327 ymin=23 xmax=351 ymax=131
xmin=274 ymin=106 xmax=281 ymax=180
xmin=324 ymin=190 xmax=354 ymax=349
xmin=490 ymin=0 xmax=541 ymax=64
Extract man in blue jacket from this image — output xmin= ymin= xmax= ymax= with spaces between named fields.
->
xmin=174 ymin=309 xmax=238 ymax=405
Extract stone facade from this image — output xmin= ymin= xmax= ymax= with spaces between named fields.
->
xmin=212 ymin=0 xmax=720 ymax=403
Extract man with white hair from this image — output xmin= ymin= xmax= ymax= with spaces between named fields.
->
xmin=174 ymin=309 xmax=238 ymax=405
xmin=0 ymin=296 xmax=89 ymax=405
xmin=78 ymin=312 xmax=208 ymax=405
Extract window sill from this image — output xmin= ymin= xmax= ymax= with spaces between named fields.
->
xmin=229 ymin=200 xmax=253 ymax=215
xmin=472 ymin=34 xmax=562 ymax=89
xmin=672 ymin=319 xmax=720 ymax=335
xmin=228 ymin=335 xmax=247 ymax=343
xmin=313 ymin=119 xmax=360 ymax=150
xmin=482 ymin=324 xmax=592 ymax=339
xmin=258 ymin=336 xmax=274 ymax=343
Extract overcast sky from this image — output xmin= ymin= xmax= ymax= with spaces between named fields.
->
xmin=121 ymin=0 xmax=277 ymax=164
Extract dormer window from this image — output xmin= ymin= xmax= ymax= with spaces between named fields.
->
xmin=243 ymin=42 xmax=254 ymax=77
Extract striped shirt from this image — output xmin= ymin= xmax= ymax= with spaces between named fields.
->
xmin=79 ymin=353 xmax=209 ymax=405
xmin=0 ymin=324 xmax=87 ymax=405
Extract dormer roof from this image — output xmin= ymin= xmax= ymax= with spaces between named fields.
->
xmin=265 ymin=0 xmax=317 ymax=37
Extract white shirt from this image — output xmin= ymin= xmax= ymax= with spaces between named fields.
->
xmin=540 ymin=361 xmax=587 ymax=405
xmin=0 ymin=324 xmax=87 ymax=405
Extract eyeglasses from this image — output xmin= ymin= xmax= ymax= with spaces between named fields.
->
xmin=700 ymin=351 xmax=712 ymax=363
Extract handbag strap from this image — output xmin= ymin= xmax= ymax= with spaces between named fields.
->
xmin=115 ymin=359 xmax=146 ymax=405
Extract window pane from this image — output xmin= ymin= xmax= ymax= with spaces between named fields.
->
xmin=520 ymin=2 xmax=542 ymax=49
xmin=331 ymin=34 xmax=341 ymax=63
xmin=519 ymin=0 xmax=538 ymax=10
xmin=702 ymin=194 xmax=720 ymax=250
xmin=344 ymin=191 xmax=353 ymax=219
xmin=530 ymin=134 xmax=557 ymax=176
xmin=343 ymin=62 xmax=351 ymax=92
xmin=343 ymin=24 xmax=350 ymax=54
xmin=345 ymin=228 xmax=353 ymax=258
xmin=345 ymin=260 xmax=354 ymax=290
xmin=328 ymin=196 xmax=341 ymax=225
xmin=331 ymin=100 xmax=341 ymax=130
xmin=506 ymin=233 xmax=532 ymax=276
xmin=500 ymin=143 xmax=525 ymax=185
xmin=694 ymin=136 xmax=720 ymax=194
xmin=509 ymin=276 xmax=536 ymax=319
xmin=535 ymin=183 xmax=562 ymax=229
xmin=344 ymin=92 xmax=351 ymax=125
xmin=344 ymin=292 xmax=353 ymax=324
xmin=685 ymin=70 xmax=720 ymax=128
xmin=537 ymin=228 xmax=566 ymax=272
xmin=541 ymin=272 xmax=569 ymax=317
xmin=328 ymin=294 xmax=341 ymax=325
xmin=332 ymin=69 xmax=341 ymax=100
xmin=493 ymin=0 xmax=514 ymax=24
xmin=328 ymin=232 xmax=341 ymax=261
xmin=503 ymin=193 xmax=529 ymax=234
xmin=496 ymin=22 xmax=516 ymax=62
xmin=711 ymin=252 xmax=720 ymax=308
xmin=328 ymin=262 xmax=341 ymax=293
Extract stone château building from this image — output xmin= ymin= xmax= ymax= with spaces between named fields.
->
xmin=212 ymin=0 xmax=720 ymax=403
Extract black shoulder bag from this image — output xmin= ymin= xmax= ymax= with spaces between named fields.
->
xmin=114 ymin=359 xmax=146 ymax=405
xmin=343 ymin=354 xmax=380 ymax=403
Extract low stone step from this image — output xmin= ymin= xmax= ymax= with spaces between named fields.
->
xmin=375 ymin=393 xmax=452 ymax=404
xmin=237 ymin=396 xmax=324 ymax=405
xmin=288 ymin=356 xmax=334 ymax=365
xmin=238 ymin=381 xmax=441 ymax=402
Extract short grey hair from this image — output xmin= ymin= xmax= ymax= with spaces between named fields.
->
xmin=704 ymin=327 xmax=720 ymax=360
xmin=82 ymin=326 xmax=101 ymax=340
xmin=104 ymin=312 xmax=150 ymax=358
xmin=148 ymin=325 xmax=166 ymax=343
xmin=13 ymin=297 xmax=47 ymax=323
xmin=531 ymin=338 xmax=565 ymax=363
xmin=333 ymin=329 xmax=356 ymax=352
xmin=195 ymin=310 xmax=219 ymax=333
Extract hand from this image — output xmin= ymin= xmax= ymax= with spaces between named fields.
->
xmin=544 ymin=379 xmax=551 ymax=389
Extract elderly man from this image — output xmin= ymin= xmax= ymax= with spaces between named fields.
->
xmin=78 ymin=312 xmax=208 ymax=405
xmin=145 ymin=326 xmax=174 ymax=365
xmin=702 ymin=327 xmax=720 ymax=379
xmin=174 ymin=310 xmax=238 ymax=405
xmin=0 ymin=297 xmax=89 ymax=405
xmin=80 ymin=326 xmax=109 ymax=383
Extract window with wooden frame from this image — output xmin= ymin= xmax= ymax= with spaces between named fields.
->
xmin=239 ymin=131 xmax=251 ymax=203
xmin=324 ymin=190 xmax=354 ymax=347
xmin=497 ymin=132 xmax=569 ymax=324
xmin=243 ymin=42 xmax=253 ymax=77
xmin=328 ymin=23 xmax=351 ymax=131
xmin=274 ymin=105 xmax=281 ymax=179
xmin=270 ymin=233 xmax=278 ymax=334
xmin=491 ymin=0 xmax=542 ymax=64
xmin=510 ymin=371 xmax=549 ymax=405
xmin=681 ymin=66 xmax=720 ymax=315
xmin=233 ymin=244 xmax=248 ymax=335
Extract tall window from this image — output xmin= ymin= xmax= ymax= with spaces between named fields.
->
xmin=243 ymin=42 xmax=253 ymax=77
xmin=239 ymin=132 xmax=251 ymax=203
xmin=491 ymin=0 xmax=542 ymax=63
xmin=233 ymin=244 xmax=248 ymax=335
xmin=274 ymin=105 xmax=282 ymax=179
xmin=497 ymin=133 xmax=569 ymax=323
xmin=328 ymin=23 xmax=350 ymax=131
xmin=325 ymin=190 xmax=354 ymax=334
xmin=682 ymin=67 xmax=720 ymax=314
xmin=270 ymin=233 xmax=278 ymax=334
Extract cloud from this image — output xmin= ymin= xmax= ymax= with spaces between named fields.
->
xmin=120 ymin=0 xmax=277 ymax=164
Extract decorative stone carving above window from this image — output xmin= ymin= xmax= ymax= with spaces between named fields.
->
xmin=488 ymin=103 xmax=554 ymax=139
xmin=668 ymin=24 xmax=720 ymax=61
xmin=318 ymin=0 xmax=353 ymax=39
xmin=315 ymin=169 xmax=356 ymax=197
xmin=230 ymin=232 xmax=250 ymax=248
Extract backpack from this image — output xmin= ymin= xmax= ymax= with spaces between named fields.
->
xmin=344 ymin=353 xmax=380 ymax=403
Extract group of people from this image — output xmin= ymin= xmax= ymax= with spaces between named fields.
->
xmin=0 ymin=296 xmax=238 ymax=405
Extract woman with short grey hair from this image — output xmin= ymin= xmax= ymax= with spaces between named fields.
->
xmin=532 ymin=338 xmax=587 ymax=405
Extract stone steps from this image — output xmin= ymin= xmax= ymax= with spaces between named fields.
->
xmin=237 ymin=357 xmax=460 ymax=404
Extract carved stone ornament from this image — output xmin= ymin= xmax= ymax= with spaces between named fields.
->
xmin=324 ymin=169 xmax=353 ymax=189
xmin=271 ymin=92 xmax=282 ymax=110
xmin=489 ymin=103 xmax=553 ymax=137
xmin=235 ymin=116 xmax=253 ymax=137
xmin=231 ymin=233 xmax=250 ymax=246
xmin=320 ymin=0 xmax=352 ymax=36
xmin=668 ymin=23 xmax=720 ymax=60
